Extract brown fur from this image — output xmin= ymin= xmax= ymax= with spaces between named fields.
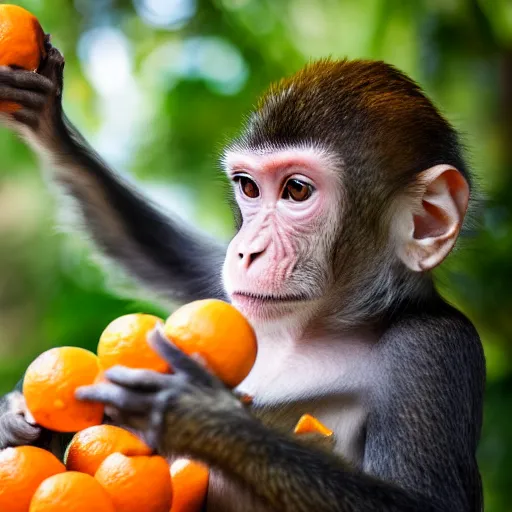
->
xmin=229 ymin=59 xmax=469 ymax=325
xmin=249 ymin=59 xmax=469 ymax=187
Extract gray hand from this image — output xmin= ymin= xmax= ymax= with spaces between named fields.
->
xmin=76 ymin=327 xmax=247 ymax=456
xmin=0 ymin=37 xmax=64 ymax=133
xmin=0 ymin=391 xmax=41 ymax=449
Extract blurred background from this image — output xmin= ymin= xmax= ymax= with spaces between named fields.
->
xmin=0 ymin=0 xmax=511 ymax=508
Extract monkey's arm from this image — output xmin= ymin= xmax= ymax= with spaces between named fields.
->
xmin=0 ymin=47 xmax=226 ymax=303
xmin=78 ymin=313 xmax=484 ymax=512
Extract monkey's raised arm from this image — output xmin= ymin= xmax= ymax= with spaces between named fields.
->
xmin=0 ymin=47 xmax=226 ymax=303
xmin=52 ymin=122 xmax=227 ymax=302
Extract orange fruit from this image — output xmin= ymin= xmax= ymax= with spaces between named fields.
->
xmin=97 ymin=314 xmax=168 ymax=373
xmin=65 ymin=424 xmax=152 ymax=475
xmin=0 ymin=5 xmax=46 ymax=113
xmin=294 ymin=414 xmax=333 ymax=437
xmin=23 ymin=347 xmax=104 ymax=432
xmin=30 ymin=471 xmax=115 ymax=512
xmin=170 ymin=459 xmax=209 ymax=512
xmin=0 ymin=446 xmax=65 ymax=512
xmin=163 ymin=299 xmax=257 ymax=388
xmin=95 ymin=453 xmax=173 ymax=512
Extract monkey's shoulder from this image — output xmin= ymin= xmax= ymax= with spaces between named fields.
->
xmin=376 ymin=300 xmax=485 ymax=393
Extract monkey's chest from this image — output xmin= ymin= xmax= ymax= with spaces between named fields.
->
xmin=255 ymin=394 xmax=367 ymax=462
xmin=205 ymin=395 xmax=367 ymax=512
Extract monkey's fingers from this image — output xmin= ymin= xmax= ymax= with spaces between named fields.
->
xmin=0 ymin=87 xmax=46 ymax=111
xmin=104 ymin=366 xmax=171 ymax=392
xmin=43 ymin=33 xmax=52 ymax=53
xmin=0 ymin=413 xmax=41 ymax=449
xmin=0 ymin=67 xmax=54 ymax=92
xmin=37 ymin=47 xmax=65 ymax=95
xmin=0 ymin=68 xmax=56 ymax=129
xmin=147 ymin=326 xmax=219 ymax=388
xmin=76 ymin=382 xmax=151 ymax=414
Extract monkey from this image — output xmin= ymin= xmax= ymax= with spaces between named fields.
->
xmin=0 ymin=42 xmax=485 ymax=512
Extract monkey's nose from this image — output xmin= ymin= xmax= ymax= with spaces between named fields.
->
xmin=238 ymin=249 xmax=265 ymax=268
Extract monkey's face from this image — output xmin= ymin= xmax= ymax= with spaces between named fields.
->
xmin=221 ymin=147 xmax=341 ymax=323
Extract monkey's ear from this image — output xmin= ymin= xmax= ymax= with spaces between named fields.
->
xmin=397 ymin=165 xmax=469 ymax=272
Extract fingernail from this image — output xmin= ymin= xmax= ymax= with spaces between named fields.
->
xmin=104 ymin=365 xmax=120 ymax=375
xmin=75 ymin=387 xmax=88 ymax=398
xmin=149 ymin=325 xmax=166 ymax=345
xmin=157 ymin=324 xmax=176 ymax=345
xmin=156 ymin=324 xmax=167 ymax=337
xmin=24 ymin=408 xmax=37 ymax=425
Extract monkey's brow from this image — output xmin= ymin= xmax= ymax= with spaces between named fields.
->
xmin=222 ymin=147 xmax=341 ymax=181
xmin=226 ymin=159 xmax=312 ymax=176
xmin=230 ymin=165 xmax=252 ymax=173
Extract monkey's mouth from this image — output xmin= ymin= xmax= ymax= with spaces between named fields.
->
xmin=232 ymin=291 xmax=308 ymax=303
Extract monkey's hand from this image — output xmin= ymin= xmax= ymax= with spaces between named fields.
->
xmin=0 ymin=391 xmax=41 ymax=450
xmin=0 ymin=37 xmax=64 ymax=139
xmin=76 ymin=327 xmax=249 ymax=456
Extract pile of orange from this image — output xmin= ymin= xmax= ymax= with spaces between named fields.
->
xmin=0 ymin=428 xmax=171 ymax=512
xmin=66 ymin=426 xmax=172 ymax=512
xmin=0 ymin=424 xmax=212 ymax=512
xmin=0 ymin=293 xmax=256 ymax=510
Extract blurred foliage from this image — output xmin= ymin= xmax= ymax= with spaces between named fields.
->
xmin=1 ymin=0 xmax=512 ymax=509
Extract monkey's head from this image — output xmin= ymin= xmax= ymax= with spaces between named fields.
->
xmin=222 ymin=59 xmax=471 ymax=327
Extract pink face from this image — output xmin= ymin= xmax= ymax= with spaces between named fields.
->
xmin=222 ymin=147 xmax=341 ymax=322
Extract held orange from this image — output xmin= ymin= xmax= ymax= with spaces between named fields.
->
xmin=66 ymin=424 xmax=152 ymax=475
xmin=0 ymin=5 xmax=46 ymax=113
xmin=29 ymin=472 xmax=115 ymax=512
xmin=0 ymin=446 xmax=65 ymax=512
xmin=97 ymin=314 xmax=168 ymax=373
xmin=95 ymin=453 xmax=173 ymax=512
xmin=23 ymin=347 xmax=104 ymax=432
xmin=163 ymin=299 xmax=257 ymax=388
xmin=170 ymin=459 xmax=209 ymax=512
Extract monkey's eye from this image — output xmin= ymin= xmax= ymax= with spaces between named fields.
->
xmin=234 ymin=176 xmax=260 ymax=199
xmin=282 ymin=179 xmax=313 ymax=202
